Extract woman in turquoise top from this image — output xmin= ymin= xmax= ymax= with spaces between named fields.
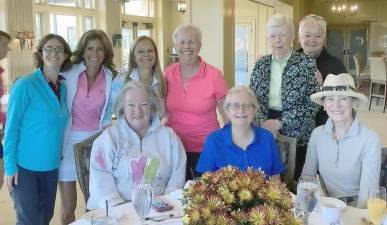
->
xmin=3 ymin=34 xmax=72 ymax=225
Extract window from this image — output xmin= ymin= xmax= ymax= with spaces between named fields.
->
xmin=35 ymin=13 xmax=43 ymax=44
xmin=121 ymin=22 xmax=153 ymax=69
xmin=123 ymin=0 xmax=154 ymax=17
xmin=84 ymin=0 xmax=94 ymax=9
xmin=122 ymin=28 xmax=133 ymax=69
xmin=85 ymin=17 xmax=93 ymax=31
xmin=138 ymin=23 xmax=153 ymax=37
xmin=48 ymin=0 xmax=77 ymax=7
xmin=50 ymin=14 xmax=77 ymax=50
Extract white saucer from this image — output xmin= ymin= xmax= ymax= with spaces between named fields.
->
xmin=319 ymin=197 xmax=347 ymax=211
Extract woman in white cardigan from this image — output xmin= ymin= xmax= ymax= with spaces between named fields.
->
xmin=87 ymin=80 xmax=186 ymax=210
xmin=302 ymin=73 xmax=381 ymax=208
xmin=59 ymin=29 xmax=116 ymax=225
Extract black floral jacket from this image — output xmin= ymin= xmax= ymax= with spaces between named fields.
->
xmin=249 ymin=51 xmax=320 ymax=147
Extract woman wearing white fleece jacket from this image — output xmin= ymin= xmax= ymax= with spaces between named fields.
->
xmin=87 ymin=80 xmax=186 ymax=210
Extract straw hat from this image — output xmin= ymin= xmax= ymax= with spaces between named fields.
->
xmin=310 ymin=73 xmax=368 ymax=106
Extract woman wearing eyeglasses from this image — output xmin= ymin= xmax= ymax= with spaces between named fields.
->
xmin=3 ymin=34 xmax=72 ymax=225
xmin=58 ymin=29 xmax=117 ymax=225
xmin=302 ymin=73 xmax=381 ymax=209
xmin=196 ymin=86 xmax=284 ymax=180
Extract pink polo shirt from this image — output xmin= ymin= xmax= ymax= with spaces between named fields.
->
xmin=71 ymin=70 xmax=106 ymax=131
xmin=165 ymin=58 xmax=228 ymax=153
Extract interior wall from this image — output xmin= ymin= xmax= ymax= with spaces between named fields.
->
xmin=0 ymin=0 xmax=9 ymax=88
xmin=162 ymin=0 xmax=234 ymax=87
xmin=6 ymin=0 xmax=35 ymax=83
xmin=235 ymin=0 xmax=274 ymax=58
xmin=103 ymin=0 xmax=122 ymax=69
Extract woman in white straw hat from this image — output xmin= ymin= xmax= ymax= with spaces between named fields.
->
xmin=302 ymin=73 xmax=381 ymax=209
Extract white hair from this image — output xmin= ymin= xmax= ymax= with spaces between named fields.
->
xmin=266 ymin=14 xmax=294 ymax=39
xmin=173 ymin=24 xmax=202 ymax=44
xmin=223 ymin=85 xmax=260 ymax=112
xmin=299 ymin=14 xmax=327 ymax=38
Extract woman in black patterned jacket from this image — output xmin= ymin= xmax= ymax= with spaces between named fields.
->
xmin=249 ymin=14 xmax=320 ymax=180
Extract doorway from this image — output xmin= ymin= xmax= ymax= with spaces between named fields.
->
xmin=235 ymin=21 xmax=254 ymax=85
xmin=327 ymin=26 xmax=369 ymax=74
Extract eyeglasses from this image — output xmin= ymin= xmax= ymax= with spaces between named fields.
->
xmin=42 ymin=47 xmax=65 ymax=54
xmin=321 ymin=85 xmax=355 ymax=92
xmin=227 ymin=103 xmax=256 ymax=111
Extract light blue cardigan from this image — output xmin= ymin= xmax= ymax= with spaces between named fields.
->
xmin=4 ymin=69 xmax=69 ymax=176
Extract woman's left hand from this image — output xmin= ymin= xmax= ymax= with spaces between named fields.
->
xmin=262 ymin=119 xmax=282 ymax=134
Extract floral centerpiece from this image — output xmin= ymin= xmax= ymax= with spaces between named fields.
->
xmin=182 ymin=166 xmax=302 ymax=225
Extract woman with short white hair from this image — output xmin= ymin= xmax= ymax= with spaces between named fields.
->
xmin=303 ymin=73 xmax=381 ymax=209
xmin=87 ymin=80 xmax=186 ymax=210
xmin=297 ymin=14 xmax=346 ymax=126
xmin=196 ymin=86 xmax=284 ymax=180
xmin=249 ymin=14 xmax=320 ymax=180
xmin=165 ymin=24 xmax=228 ymax=180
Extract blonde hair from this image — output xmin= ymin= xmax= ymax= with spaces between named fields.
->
xmin=126 ymin=36 xmax=166 ymax=97
xmin=173 ymin=24 xmax=202 ymax=44
xmin=299 ymin=14 xmax=327 ymax=38
xmin=266 ymin=14 xmax=295 ymax=39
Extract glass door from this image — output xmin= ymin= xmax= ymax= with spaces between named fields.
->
xmin=235 ymin=22 xmax=253 ymax=85
xmin=327 ymin=26 xmax=369 ymax=73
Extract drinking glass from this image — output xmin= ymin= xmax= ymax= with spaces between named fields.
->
xmin=368 ymin=186 xmax=387 ymax=225
xmin=297 ymin=176 xmax=320 ymax=225
xmin=132 ymin=183 xmax=153 ymax=225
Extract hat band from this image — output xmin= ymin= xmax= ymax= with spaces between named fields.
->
xmin=321 ymin=85 xmax=355 ymax=92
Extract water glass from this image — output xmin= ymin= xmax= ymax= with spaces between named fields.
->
xmin=91 ymin=215 xmax=117 ymax=225
xmin=368 ymin=186 xmax=387 ymax=225
xmin=132 ymin=183 xmax=153 ymax=225
xmin=297 ymin=176 xmax=320 ymax=225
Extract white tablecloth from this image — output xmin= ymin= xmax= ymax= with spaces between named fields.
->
xmin=70 ymin=190 xmax=368 ymax=225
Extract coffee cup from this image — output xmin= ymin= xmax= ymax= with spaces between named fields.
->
xmin=321 ymin=202 xmax=341 ymax=224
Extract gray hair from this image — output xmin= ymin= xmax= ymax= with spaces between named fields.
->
xmin=299 ymin=14 xmax=327 ymax=38
xmin=223 ymin=85 xmax=260 ymax=113
xmin=114 ymin=80 xmax=164 ymax=119
xmin=173 ymin=24 xmax=202 ymax=44
xmin=266 ymin=14 xmax=294 ymax=39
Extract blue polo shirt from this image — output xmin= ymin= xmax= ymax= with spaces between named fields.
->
xmin=196 ymin=124 xmax=285 ymax=177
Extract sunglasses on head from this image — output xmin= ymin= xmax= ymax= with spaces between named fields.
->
xmin=321 ymin=85 xmax=355 ymax=92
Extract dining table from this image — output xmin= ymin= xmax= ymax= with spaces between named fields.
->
xmin=70 ymin=190 xmax=369 ymax=225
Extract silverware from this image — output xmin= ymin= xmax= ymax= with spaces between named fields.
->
xmin=145 ymin=214 xmax=183 ymax=222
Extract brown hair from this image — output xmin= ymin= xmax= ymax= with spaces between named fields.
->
xmin=125 ymin=36 xmax=166 ymax=97
xmin=72 ymin=29 xmax=117 ymax=76
xmin=0 ymin=31 xmax=11 ymax=41
xmin=33 ymin=34 xmax=73 ymax=71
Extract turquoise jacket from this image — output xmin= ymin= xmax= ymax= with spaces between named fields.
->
xmin=4 ymin=69 xmax=69 ymax=176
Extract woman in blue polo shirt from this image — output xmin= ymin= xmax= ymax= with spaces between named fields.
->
xmin=196 ymin=86 xmax=284 ymax=180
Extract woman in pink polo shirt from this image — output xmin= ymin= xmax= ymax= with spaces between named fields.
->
xmin=165 ymin=24 xmax=228 ymax=180
xmin=58 ymin=30 xmax=116 ymax=225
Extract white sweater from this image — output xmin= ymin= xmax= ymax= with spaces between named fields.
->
xmin=87 ymin=117 xmax=186 ymax=210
